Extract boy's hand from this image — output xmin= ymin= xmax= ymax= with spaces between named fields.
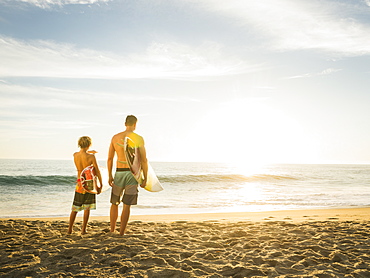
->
xmin=87 ymin=150 xmax=98 ymax=154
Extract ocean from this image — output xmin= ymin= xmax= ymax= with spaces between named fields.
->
xmin=0 ymin=159 xmax=369 ymax=218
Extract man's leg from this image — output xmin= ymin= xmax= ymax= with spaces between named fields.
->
xmin=120 ymin=204 xmax=131 ymax=236
xmin=81 ymin=209 xmax=90 ymax=235
xmin=110 ymin=204 xmax=119 ymax=232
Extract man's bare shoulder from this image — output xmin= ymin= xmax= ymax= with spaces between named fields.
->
xmin=110 ymin=132 xmax=123 ymax=145
xmin=129 ymin=131 xmax=144 ymax=138
xmin=110 ymin=132 xmax=128 ymax=151
xmin=129 ymin=132 xmax=145 ymax=147
xmin=111 ymin=131 xmax=126 ymax=141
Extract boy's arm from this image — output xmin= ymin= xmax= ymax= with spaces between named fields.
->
xmin=91 ymin=154 xmax=103 ymax=193
xmin=73 ymin=153 xmax=78 ymax=169
xmin=73 ymin=153 xmax=80 ymax=178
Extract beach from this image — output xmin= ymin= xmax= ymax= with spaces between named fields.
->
xmin=1 ymin=207 xmax=370 ymax=277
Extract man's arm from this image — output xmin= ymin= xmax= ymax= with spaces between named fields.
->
xmin=107 ymin=140 xmax=115 ymax=186
xmin=139 ymin=140 xmax=148 ymax=188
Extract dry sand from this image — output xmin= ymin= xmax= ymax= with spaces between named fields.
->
xmin=1 ymin=207 xmax=370 ymax=277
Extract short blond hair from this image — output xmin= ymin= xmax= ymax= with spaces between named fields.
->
xmin=78 ymin=136 xmax=92 ymax=149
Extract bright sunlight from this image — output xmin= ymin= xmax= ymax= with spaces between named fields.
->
xmin=186 ymin=98 xmax=319 ymax=165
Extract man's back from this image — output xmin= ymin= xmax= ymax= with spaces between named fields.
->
xmin=110 ymin=131 xmax=145 ymax=168
xmin=110 ymin=131 xmax=129 ymax=168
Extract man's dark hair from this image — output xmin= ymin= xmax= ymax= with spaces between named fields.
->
xmin=125 ymin=115 xmax=138 ymax=126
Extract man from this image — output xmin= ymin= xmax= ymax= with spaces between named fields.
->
xmin=107 ymin=115 xmax=148 ymax=235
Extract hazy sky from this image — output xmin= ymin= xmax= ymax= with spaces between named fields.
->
xmin=1 ymin=0 xmax=370 ymax=164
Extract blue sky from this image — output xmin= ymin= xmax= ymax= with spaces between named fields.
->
xmin=1 ymin=0 xmax=370 ymax=164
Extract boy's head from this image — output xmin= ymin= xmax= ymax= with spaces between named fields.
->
xmin=78 ymin=136 xmax=92 ymax=149
xmin=125 ymin=115 xmax=138 ymax=127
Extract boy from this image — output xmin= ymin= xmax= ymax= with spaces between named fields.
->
xmin=68 ymin=136 xmax=103 ymax=235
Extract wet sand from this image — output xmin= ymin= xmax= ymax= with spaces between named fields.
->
xmin=1 ymin=207 xmax=370 ymax=277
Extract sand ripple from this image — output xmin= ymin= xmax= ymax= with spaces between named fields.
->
xmin=1 ymin=219 xmax=370 ymax=277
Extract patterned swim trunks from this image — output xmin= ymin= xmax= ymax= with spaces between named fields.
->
xmin=110 ymin=168 xmax=138 ymax=205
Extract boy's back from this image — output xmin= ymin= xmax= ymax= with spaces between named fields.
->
xmin=74 ymin=151 xmax=94 ymax=177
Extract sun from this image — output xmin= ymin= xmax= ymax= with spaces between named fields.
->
xmin=190 ymin=98 xmax=318 ymax=165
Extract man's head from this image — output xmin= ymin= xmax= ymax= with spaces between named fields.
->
xmin=78 ymin=136 xmax=92 ymax=149
xmin=125 ymin=115 xmax=138 ymax=127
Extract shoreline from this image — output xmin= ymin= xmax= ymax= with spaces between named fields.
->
xmin=2 ymin=206 xmax=370 ymax=223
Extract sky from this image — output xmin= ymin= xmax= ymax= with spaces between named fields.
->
xmin=1 ymin=0 xmax=370 ymax=164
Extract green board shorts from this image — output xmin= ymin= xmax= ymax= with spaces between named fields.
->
xmin=72 ymin=192 xmax=96 ymax=212
xmin=110 ymin=169 xmax=139 ymax=205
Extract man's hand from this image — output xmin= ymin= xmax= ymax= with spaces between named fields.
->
xmin=140 ymin=179 xmax=147 ymax=188
xmin=109 ymin=176 xmax=114 ymax=187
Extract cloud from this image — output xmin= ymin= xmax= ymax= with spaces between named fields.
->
xmin=0 ymin=0 xmax=110 ymax=9
xmin=319 ymin=68 xmax=342 ymax=75
xmin=0 ymin=84 xmax=82 ymax=111
xmin=283 ymin=68 xmax=342 ymax=79
xmin=0 ymin=80 xmax=204 ymax=126
xmin=0 ymin=35 xmax=263 ymax=80
xmin=190 ymin=0 xmax=370 ymax=57
xmin=0 ymin=118 xmax=94 ymax=130
xmin=0 ymin=81 xmax=201 ymax=114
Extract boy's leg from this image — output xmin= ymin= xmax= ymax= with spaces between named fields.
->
xmin=68 ymin=211 xmax=77 ymax=234
xmin=81 ymin=209 xmax=90 ymax=235
xmin=120 ymin=204 xmax=131 ymax=236
xmin=110 ymin=204 xmax=119 ymax=232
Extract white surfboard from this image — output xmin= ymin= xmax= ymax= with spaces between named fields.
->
xmin=99 ymin=167 xmax=111 ymax=193
xmin=123 ymin=136 xmax=163 ymax=192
